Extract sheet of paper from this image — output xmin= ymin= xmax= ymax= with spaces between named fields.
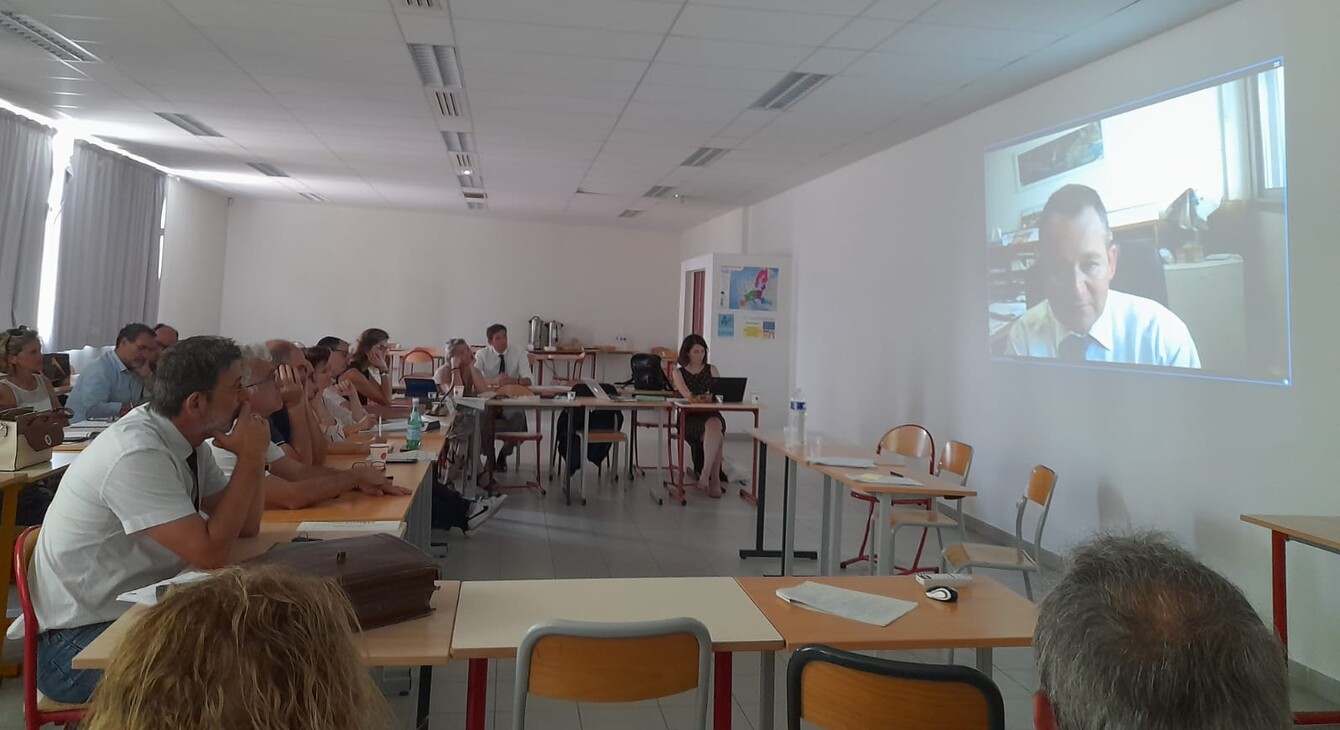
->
xmin=775 ymin=582 xmax=917 ymax=627
xmin=69 ymin=420 xmax=112 ymax=429
xmin=296 ymin=520 xmax=403 ymax=533
xmin=385 ymin=450 xmax=435 ymax=463
xmin=809 ymin=455 xmax=876 ymax=468
xmin=116 ymin=571 xmax=213 ymax=606
xmin=847 ymin=472 xmax=923 ymax=486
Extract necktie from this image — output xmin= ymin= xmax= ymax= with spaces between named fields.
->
xmin=1058 ymin=334 xmax=1090 ymax=362
xmin=498 ymin=353 xmax=505 ymax=378
xmin=185 ymin=451 xmax=201 ymax=512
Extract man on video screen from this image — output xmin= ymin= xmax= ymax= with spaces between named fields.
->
xmin=1005 ymin=184 xmax=1200 ymax=368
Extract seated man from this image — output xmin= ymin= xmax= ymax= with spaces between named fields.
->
xmin=209 ymin=345 xmax=408 ymax=510
xmin=265 ymin=340 xmax=327 ymax=466
xmin=473 ymin=323 xmax=532 ymax=472
xmin=1034 ymin=532 xmax=1289 ymax=730
xmin=154 ymin=323 xmax=179 ymax=351
xmin=1005 ymin=184 xmax=1200 ymax=368
xmin=66 ymin=322 xmax=158 ymax=421
xmin=17 ymin=336 xmax=271 ymax=703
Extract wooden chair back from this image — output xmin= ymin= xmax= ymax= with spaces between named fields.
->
xmin=937 ymin=440 xmax=974 ymax=486
xmin=514 ymin=619 xmax=711 ymax=730
xmin=1025 ymin=465 xmax=1057 ymax=507
xmin=401 ymin=348 xmax=435 ymax=377
xmin=788 ymin=645 xmax=1004 ymax=730
xmin=876 ymin=424 xmax=935 ymax=465
xmin=1013 ymin=465 xmax=1058 ymax=564
xmin=15 ymin=526 xmax=88 ymax=728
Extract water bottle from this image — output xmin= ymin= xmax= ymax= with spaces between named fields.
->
xmin=786 ymin=389 xmax=807 ymax=448
xmin=405 ymin=398 xmax=422 ymax=451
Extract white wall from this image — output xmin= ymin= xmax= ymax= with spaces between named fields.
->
xmin=158 ymin=178 xmax=228 ymax=335
xmin=680 ymin=209 xmax=745 ymax=260
xmin=726 ymin=0 xmax=1340 ymax=679
xmin=220 ymin=200 xmax=681 ymax=361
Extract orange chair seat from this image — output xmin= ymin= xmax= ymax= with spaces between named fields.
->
xmin=37 ymin=698 xmax=88 ymax=713
xmin=888 ymin=508 xmax=958 ymax=528
xmin=943 ymin=543 xmax=1037 ymax=571
xmin=497 ymin=431 xmax=543 ymax=442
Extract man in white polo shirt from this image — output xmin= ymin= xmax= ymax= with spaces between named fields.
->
xmin=22 ymin=336 xmax=272 ymax=703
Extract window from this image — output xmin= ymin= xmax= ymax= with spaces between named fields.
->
xmin=1253 ymin=64 xmax=1286 ymax=198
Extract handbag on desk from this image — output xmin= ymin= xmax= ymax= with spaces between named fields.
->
xmin=0 ymin=407 xmax=67 ymax=471
xmin=245 ymin=533 xmax=440 ymax=629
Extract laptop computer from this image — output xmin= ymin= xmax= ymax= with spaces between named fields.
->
xmin=711 ymin=377 xmax=748 ymax=403
xmin=582 ymin=378 xmax=631 ymax=402
xmin=402 ymin=377 xmax=438 ymax=403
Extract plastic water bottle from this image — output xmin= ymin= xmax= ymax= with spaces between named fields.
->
xmin=786 ymin=389 xmax=807 ymax=448
xmin=405 ymin=398 xmax=422 ymax=451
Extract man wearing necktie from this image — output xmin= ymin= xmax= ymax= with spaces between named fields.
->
xmin=1005 ymin=185 xmax=1201 ymax=369
xmin=475 ymin=324 xmax=532 ymax=472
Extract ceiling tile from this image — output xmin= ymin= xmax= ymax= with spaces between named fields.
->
xmin=450 ymin=0 xmax=682 ymax=34
xmin=822 ymin=18 xmax=905 ymax=50
xmin=688 ymin=0 xmax=871 ymax=16
xmin=878 ymin=22 xmax=1060 ymax=60
xmin=919 ymin=0 xmax=1133 ymax=34
xmin=654 ymin=36 xmax=813 ymax=71
xmin=469 ymin=90 xmax=629 ymax=116
xmin=459 ymin=49 xmax=650 ymax=81
xmin=464 ymin=72 xmax=639 ymax=100
xmin=631 ymin=83 xmax=757 ymax=108
xmin=794 ymin=48 xmax=862 ymax=75
xmin=640 ymin=63 xmax=787 ymax=93
xmin=861 ymin=0 xmax=941 ymax=21
xmin=843 ymin=51 xmax=1006 ymax=87
xmin=168 ymin=1 xmax=403 ymax=40
xmin=453 ymin=20 xmax=663 ymax=61
xmin=670 ymin=6 xmax=850 ymax=46
xmin=398 ymin=16 xmax=456 ymax=46
xmin=623 ymin=99 xmax=742 ymax=123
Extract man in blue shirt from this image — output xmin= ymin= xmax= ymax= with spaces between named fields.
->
xmin=67 ymin=323 xmax=158 ymax=421
xmin=1005 ymin=185 xmax=1200 ymax=369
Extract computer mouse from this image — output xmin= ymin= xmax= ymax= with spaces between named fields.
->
xmin=926 ymin=586 xmax=959 ymax=603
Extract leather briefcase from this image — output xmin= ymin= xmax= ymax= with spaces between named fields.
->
xmin=0 ymin=407 xmax=68 ymax=471
xmin=246 ymin=533 xmax=439 ymax=629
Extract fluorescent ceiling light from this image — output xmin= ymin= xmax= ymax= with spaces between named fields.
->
xmin=0 ymin=13 xmax=98 ymax=63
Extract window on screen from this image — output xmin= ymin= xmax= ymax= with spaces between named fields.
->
xmin=985 ymin=60 xmax=1289 ymax=384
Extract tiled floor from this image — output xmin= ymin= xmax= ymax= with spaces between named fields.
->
xmin=2 ymin=436 xmax=1336 ymax=729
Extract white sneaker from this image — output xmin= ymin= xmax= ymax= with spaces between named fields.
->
xmin=467 ymin=494 xmax=507 ymax=532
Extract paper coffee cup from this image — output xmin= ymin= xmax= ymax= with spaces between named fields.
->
xmin=369 ymin=443 xmax=391 ymax=462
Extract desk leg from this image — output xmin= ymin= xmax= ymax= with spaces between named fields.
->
xmin=740 ymin=411 xmax=759 ymax=504
xmin=877 ymin=494 xmax=894 ymax=576
xmin=714 ymin=652 xmax=733 ymax=730
xmin=466 ymin=658 xmax=488 ymax=730
xmin=819 ymin=476 xmax=832 ymax=574
xmin=1272 ymin=530 xmax=1288 ymax=653
xmin=759 ymin=651 xmax=775 ymax=730
xmin=975 ymin=648 xmax=993 ymax=681
xmin=739 ymin=441 xmax=769 ymax=559
xmin=781 ymin=457 xmax=797 ymax=576
xmin=415 ymin=665 xmax=433 ymax=730
xmin=580 ymin=408 xmax=590 ymax=506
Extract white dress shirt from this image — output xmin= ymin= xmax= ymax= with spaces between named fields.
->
xmin=1005 ymin=289 xmax=1201 ymax=368
xmin=473 ymin=346 xmax=532 ymax=382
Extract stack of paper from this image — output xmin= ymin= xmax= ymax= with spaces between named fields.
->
xmin=809 ymin=455 xmax=876 ymax=468
xmin=847 ymin=472 xmax=922 ymax=487
xmin=776 ymin=582 xmax=917 ymax=626
xmin=385 ymin=450 xmax=436 ymax=463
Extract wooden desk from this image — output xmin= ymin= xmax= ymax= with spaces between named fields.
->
xmin=261 ymin=460 xmax=433 ymax=550
xmin=1241 ymin=515 xmax=1340 ymax=725
xmin=230 ymin=521 xmax=407 ymax=562
xmin=74 ymin=580 xmax=460 ymax=729
xmin=669 ymin=403 xmax=761 ymax=506
xmin=737 ymin=575 xmax=1037 ymax=680
xmin=451 ymin=577 xmax=784 ymax=730
xmin=569 ymin=397 xmax=675 ymax=507
xmin=0 ymin=453 xmax=79 ymax=677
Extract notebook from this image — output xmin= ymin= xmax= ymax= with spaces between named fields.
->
xmin=775 ymin=582 xmax=917 ymax=627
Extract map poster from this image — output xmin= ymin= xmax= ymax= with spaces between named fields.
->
xmin=725 ymin=266 xmax=779 ymax=312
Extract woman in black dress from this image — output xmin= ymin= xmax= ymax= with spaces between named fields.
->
xmin=671 ymin=334 xmax=726 ymax=498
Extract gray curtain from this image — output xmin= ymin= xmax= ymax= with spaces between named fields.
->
xmin=51 ymin=141 xmax=166 ymax=349
xmin=0 ymin=108 xmax=54 ymax=329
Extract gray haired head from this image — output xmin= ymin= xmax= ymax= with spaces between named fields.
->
xmin=1035 ymin=532 xmax=1289 ymax=730
xmin=150 ymin=336 xmax=242 ymax=417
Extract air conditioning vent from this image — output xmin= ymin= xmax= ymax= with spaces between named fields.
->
xmin=246 ymin=162 xmax=289 ymax=177
xmin=155 ymin=112 xmax=222 ymax=137
xmin=467 ymin=201 xmax=488 ymax=211
xmin=750 ymin=72 xmax=830 ymax=111
xmin=433 ymin=91 xmax=465 ymax=118
xmin=680 ymin=147 xmax=729 ymax=168
xmin=643 ymin=185 xmax=676 ymax=199
xmin=0 ymin=13 xmax=98 ymax=63
xmin=409 ymin=44 xmax=462 ymax=87
xmin=403 ymin=0 xmax=445 ymax=9
xmin=453 ymin=153 xmax=476 ymax=169
xmin=299 ymin=192 xmax=325 ymax=203
xmin=457 ymin=173 xmax=484 ymax=188
xmin=442 ymin=131 xmax=476 ymax=153
xmin=618 ymin=209 xmax=644 ymax=218
xmin=463 ymin=191 xmax=487 ymax=200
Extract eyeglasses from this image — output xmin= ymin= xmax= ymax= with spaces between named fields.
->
xmin=242 ymin=371 xmax=278 ymax=390
xmin=4 ymin=326 xmax=30 ymax=336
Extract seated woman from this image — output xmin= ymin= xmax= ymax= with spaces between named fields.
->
xmin=0 ymin=326 xmax=62 ymax=412
xmin=84 ymin=565 xmax=391 ymax=730
xmin=670 ymin=334 xmax=726 ymax=498
xmin=337 ymin=327 xmax=395 ymax=409
xmin=434 ymin=338 xmax=499 ymax=487
xmin=305 ymin=346 xmax=374 ymax=439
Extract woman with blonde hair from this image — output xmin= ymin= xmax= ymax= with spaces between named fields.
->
xmin=0 ymin=326 xmax=61 ymax=412
xmin=84 ymin=565 xmax=390 ymax=730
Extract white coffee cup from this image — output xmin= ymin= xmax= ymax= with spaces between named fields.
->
xmin=749 ymin=393 xmax=760 ymax=405
xmin=369 ymin=442 xmax=391 ymax=462
xmin=566 ymin=391 xmax=576 ymax=401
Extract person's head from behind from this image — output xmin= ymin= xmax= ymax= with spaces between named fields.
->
xmin=1034 ymin=532 xmax=1289 ymax=730
xmin=150 ymin=336 xmax=247 ymax=440
xmin=115 ymin=323 xmax=157 ymax=370
xmin=1037 ymin=184 xmax=1118 ymax=335
xmin=84 ymin=565 xmax=389 ymax=730
xmin=678 ymin=334 xmax=709 ymax=368
xmin=447 ymin=338 xmax=472 ymax=368
xmin=0 ymin=326 xmax=42 ymax=377
xmin=350 ymin=328 xmax=389 ymax=370
xmin=317 ymin=336 xmax=350 ymax=372
xmin=486 ymin=324 xmax=508 ymax=354
xmin=154 ymin=323 xmax=179 ymax=349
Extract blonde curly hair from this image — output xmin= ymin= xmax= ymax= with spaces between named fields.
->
xmin=84 ymin=565 xmax=391 ymax=730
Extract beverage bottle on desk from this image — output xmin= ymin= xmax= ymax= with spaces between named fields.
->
xmin=786 ymin=389 xmax=806 ymax=448
xmin=405 ymin=398 xmax=422 ymax=451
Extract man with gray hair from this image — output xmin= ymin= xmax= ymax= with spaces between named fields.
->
xmin=1033 ymin=532 xmax=1289 ymax=730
